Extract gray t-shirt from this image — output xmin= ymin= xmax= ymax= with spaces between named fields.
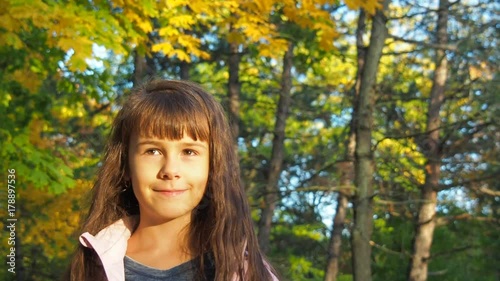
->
xmin=124 ymin=255 xmax=215 ymax=281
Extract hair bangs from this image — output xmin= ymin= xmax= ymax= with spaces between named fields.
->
xmin=127 ymin=91 xmax=210 ymax=142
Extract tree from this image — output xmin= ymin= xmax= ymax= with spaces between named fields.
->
xmin=324 ymin=8 xmax=366 ymax=281
xmin=351 ymin=1 xmax=389 ymax=281
xmin=258 ymin=41 xmax=294 ymax=253
xmin=407 ymin=0 xmax=449 ymax=279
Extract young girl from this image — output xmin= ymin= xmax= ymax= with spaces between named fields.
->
xmin=67 ymin=80 xmax=279 ymax=281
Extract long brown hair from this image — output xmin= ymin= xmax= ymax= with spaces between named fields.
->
xmin=67 ymin=79 xmax=276 ymax=280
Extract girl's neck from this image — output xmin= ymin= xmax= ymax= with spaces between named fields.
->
xmin=126 ymin=214 xmax=193 ymax=270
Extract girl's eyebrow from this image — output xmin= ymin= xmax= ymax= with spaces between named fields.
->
xmin=182 ymin=142 xmax=209 ymax=150
xmin=136 ymin=139 xmax=208 ymax=150
xmin=136 ymin=139 xmax=163 ymax=147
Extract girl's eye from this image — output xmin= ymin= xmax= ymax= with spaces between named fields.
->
xmin=183 ymin=149 xmax=197 ymax=156
xmin=145 ymin=149 xmax=161 ymax=155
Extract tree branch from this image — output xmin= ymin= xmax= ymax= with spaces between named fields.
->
xmin=477 ymin=186 xmax=500 ymax=197
xmin=388 ymin=34 xmax=458 ymax=51
xmin=370 ymin=240 xmax=410 ymax=258
xmin=430 ymin=245 xmax=476 ymax=259
xmin=436 ymin=213 xmax=500 ymax=227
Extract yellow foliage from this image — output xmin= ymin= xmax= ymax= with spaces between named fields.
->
xmin=0 ymin=179 xmax=89 ymax=265
xmin=177 ymin=35 xmax=198 ymax=52
xmin=374 ymin=218 xmax=394 ymax=233
xmin=124 ymin=10 xmax=153 ymax=33
xmin=122 ymin=0 xmax=160 ymax=18
xmin=169 ymin=14 xmax=196 ymax=29
xmin=469 ymin=61 xmax=494 ymax=81
xmin=13 ymin=180 xmax=91 ymax=260
xmin=1 ymin=91 xmax=12 ymax=108
xmin=315 ymin=22 xmax=339 ymax=50
xmin=455 ymin=97 xmax=470 ymax=108
xmin=166 ymin=0 xmax=191 ymax=8
xmin=258 ymin=38 xmax=289 ymax=58
xmin=172 ymin=49 xmax=191 ymax=62
xmin=51 ymin=102 xmax=86 ymax=121
xmin=378 ymin=138 xmax=426 ymax=185
xmin=345 ymin=0 xmax=383 ymax=15
xmin=189 ymin=1 xmax=216 ymax=15
xmin=0 ymin=32 xmax=24 ymax=49
xmin=28 ymin=118 xmax=50 ymax=149
xmin=1 ymin=0 xmax=126 ymax=90
xmin=158 ymin=27 xmax=180 ymax=37
xmin=309 ymin=47 xmax=357 ymax=87
xmin=254 ymin=0 xmax=275 ymax=14
xmin=292 ymin=225 xmax=324 ymax=242
xmin=1 ymin=0 xmax=385 ymax=91
xmin=242 ymin=22 xmax=274 ymax=42
xmin=152 ymin=42 xmax=175 ymax=54
xmin=184 ymin=0 xmax=380 ymax=60
xmin=247 ymin=67 xmax=260 ymax=76
xmin=227 ymin=31 xmax=247 ymax=44
xmin=0 ymin=10 xmax=28 ymax=36
xmin=10 ymin=68 xmax=43 ymax=93
xmin=91 ymin=113 xmax=113 ymax=128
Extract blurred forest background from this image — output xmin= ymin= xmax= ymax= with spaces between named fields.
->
xmin=0 ymin=0 xmax=498 ymax=280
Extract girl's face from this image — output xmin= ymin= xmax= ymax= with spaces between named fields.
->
xmin=127 ymin=132 xmax=209 ymax=225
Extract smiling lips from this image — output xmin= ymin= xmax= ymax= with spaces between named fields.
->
xmin=153 ymin=189 xmax=187 ymax=197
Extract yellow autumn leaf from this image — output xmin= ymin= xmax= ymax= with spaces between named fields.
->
xmin=188 ymin=1 xmax=215 ymax=15
xmin=124 ymin=10 xmax=153 ymax=33
xmin=158 ymin=26 xmax=180 ymax=37
xmin=258 ymin=38 xmax=289 ymax=59
xmin=152 ymin=42 xmax=174 ymax=54
xmin=166 ymin=0 xmax=190 ymax=9
xmin=469 ymin=62 xmax=494 ymax=80
xmin=227 ymin=31 xmax=246 ymax=44
xmin=0 ymin=32 xmax=24 ymax=49
xmin=11 ymin=68 xmax=42 ymax=93
xmin=137 ymin=20 xmax=153 ymax=33
xmin=344 ymin=0 xmax=382 ymax=15
xmin=181 ymin=35 xmax=203 ymax=51
xmin=171 ymin=49 xmax=191 ymax=62
xmin=193 ymin=49 xmax=211 ymax=60
xmin=169 ymin=14 xmax=195 ymax=29
xmin=0 ymin=13 xmax=18 ymax=32
xmin=254 ymin=0 xmax=275 ymax=14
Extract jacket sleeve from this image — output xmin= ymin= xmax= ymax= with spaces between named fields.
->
xmin=264 ymin=259 xmax=279 ymax=281
xmin=79 ymin=219 xmax=131 ymax=281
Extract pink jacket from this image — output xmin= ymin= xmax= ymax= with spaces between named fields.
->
xmin=79 ymin=218 xmax=278 ymax=281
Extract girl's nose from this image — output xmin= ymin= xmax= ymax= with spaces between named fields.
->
xmin=159 ymin=156 xmax=180 ymax=180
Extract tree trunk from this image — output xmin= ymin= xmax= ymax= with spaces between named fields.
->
xmin=227 ymin=41 xmax=241 ymax=146
xmin=257 ymin=42 xmax=294 ymax=253
xmin=133 ymin=49 xmax=147 ymax=86
xmin=324 ymin=9 xmax=366 ymax=281
xmin=180 ymin=61 xmax=190 ymax=80
xmin=179 ymin=27 xmax=191 ymax=80
xmin=324 ymin=182 xmax=350 ymax=281
xmin=226 ymin=36 xmax=245 ymax=190
xmin=133 ymin=46 xmax=156 ymax=86
xmin=351 ymin=2 xmax=388 ymax=281
xmin=407 ymin=1 xmax=448 ymax=280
